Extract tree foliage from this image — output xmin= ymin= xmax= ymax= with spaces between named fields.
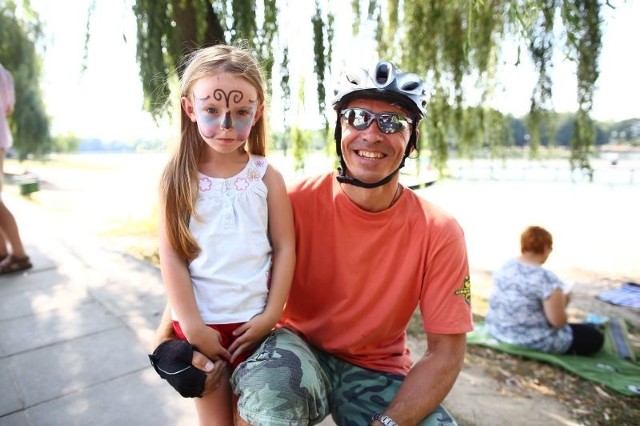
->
xmin=128 ymin=0 xmax=611 ymax=174
xmin=131 ymin=0 xmax=278 ymax=117
xmin=0 ymin=0 xmax=51 ymax=159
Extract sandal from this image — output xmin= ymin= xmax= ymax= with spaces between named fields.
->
xmin=0 ymin=255 xmax=33 ymax=275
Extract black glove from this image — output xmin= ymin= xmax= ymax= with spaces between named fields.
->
xmin=148 ymin=339 xmax=206 ymax=398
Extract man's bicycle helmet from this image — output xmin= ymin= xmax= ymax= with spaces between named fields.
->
xmin=332 ymin=61 xmax=428 ymax=188
xmin=332 ymin=61 xmax=427 ymax=118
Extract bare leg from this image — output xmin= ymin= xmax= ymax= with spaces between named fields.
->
xmin=0 ymin=201 xmax=28 ymax=258
xmin=0 ymin=150 xmax=27 ymax=259
xmin=0 ymin=227 xmax=8 ymax=258
xmin=232 ymin=394 xmax=250 ymax=426
xmin=194 ymin=367 xmax=234 ymax=426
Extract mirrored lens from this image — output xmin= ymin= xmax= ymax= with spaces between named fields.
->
xmin=341 ymin=108 xmax=411 ymax=134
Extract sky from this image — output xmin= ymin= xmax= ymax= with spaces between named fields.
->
xmin=29 ymin=0 xmax=640 ymax=142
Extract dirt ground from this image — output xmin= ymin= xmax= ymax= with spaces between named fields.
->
xmin=7 ymin=154 xmax=640 ymax=426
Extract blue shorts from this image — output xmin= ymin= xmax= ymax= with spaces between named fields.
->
xmin=230 ymin=328 xmax=457 ymax=425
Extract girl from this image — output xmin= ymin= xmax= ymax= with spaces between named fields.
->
xmin=158 ymin=44 xmax=295 ymax=425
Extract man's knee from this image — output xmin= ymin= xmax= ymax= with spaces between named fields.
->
xmin=232 ymin=329 xmax=330 ymax=425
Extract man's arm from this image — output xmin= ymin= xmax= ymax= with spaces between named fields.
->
xmin=373 ymin=332 xmax=466 ymax=426
xmin=152 ymin=303 xmax=176 ymax=348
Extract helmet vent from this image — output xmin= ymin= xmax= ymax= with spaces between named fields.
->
xmin=401 ymin=81 xmax=419 ymax=91
xmin=376 ymin=63 xmax=391 ymax=85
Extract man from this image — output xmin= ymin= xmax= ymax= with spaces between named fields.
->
xmin=152 ymin=60 xmax=473 ymax=425
xmin=0 ymin=63 xmax=31 ymax=274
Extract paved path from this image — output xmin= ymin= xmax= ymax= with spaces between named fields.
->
xmin=0 ymin=189 xmax=198 ymax=425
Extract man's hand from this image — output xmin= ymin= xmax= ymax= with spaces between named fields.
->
xmin=152 ymin=303 xmax=230 ymax=396
xmin=192 ymin=350 xmax=229 ymax=395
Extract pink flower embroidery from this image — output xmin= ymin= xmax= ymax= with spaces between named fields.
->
xmin=199 ymin=177 xmax=212 ymax=191
xmin=234 ymin=177 xmax=249 ymax=191
xmin=247 ymin=168 xmax=260 ymax=181
xmin=255 ymin=159 xmax=265 ymax=168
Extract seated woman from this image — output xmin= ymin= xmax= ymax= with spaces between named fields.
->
xmin=486 ymin=225 xmax=604 ymax=355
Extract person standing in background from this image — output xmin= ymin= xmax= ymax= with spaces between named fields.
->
xmin=0 ymin=63 xmax=32 ymax=274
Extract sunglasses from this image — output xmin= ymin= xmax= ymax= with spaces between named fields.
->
xmin=340 ymin=108 xmax=413 ymax=134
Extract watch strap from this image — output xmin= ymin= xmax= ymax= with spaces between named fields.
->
xmin=372 ymin=412 xmax=399 ymax=426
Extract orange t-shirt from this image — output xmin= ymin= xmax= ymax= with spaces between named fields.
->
xmin=279 ymin=172 xmax=473 ymax=375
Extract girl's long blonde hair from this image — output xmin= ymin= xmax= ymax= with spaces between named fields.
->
xmin=160 ymin=43 xmax=268 ymax=261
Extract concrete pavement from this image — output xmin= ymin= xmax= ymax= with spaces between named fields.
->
xmin=0 ymin=190 xmax=198 ymax=425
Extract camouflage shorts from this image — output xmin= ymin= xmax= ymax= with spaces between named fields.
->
xmin=230 ymin=328 xmax=457 ymax=426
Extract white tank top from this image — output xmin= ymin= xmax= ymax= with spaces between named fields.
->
xmin=180 ymin=154 xmax=271 ymax=324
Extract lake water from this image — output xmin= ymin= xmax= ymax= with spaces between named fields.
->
xmin=445 ymin=157 xmax=640 ymax=185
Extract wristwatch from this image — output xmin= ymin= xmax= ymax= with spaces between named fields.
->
xmin=372 ymin=413 xmax=399 ymax=426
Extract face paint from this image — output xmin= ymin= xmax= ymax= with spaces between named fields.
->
xmin=193 ymin=99 xmax=225 ymax=138
xmin=192 ymin=88 xmax=257 ymax=140
xmin=232 ymin=104 xmax=257 ymax=140
xmin=214 ymin=88 xmax=244 ymax=107
xmin=222 ymin=111 xmax=232 ymax=129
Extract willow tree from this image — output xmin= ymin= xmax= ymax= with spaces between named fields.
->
xmin=365 ymin=0 xmax=604 ymax=174
xmin=129 ymin=0 xmax=607 ymax=174
xmin=0 ymin=1 xmax=51 ymax=159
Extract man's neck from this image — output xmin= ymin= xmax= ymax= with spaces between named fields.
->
xmin=338 ymin=177 xmax=402 ymax=213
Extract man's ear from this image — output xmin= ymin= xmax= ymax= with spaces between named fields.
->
xmin=181 ymin=97 xmax=197 ymax=122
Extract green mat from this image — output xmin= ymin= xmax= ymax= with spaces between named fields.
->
xmin=467 ymin=320 xmax=640 ymax=396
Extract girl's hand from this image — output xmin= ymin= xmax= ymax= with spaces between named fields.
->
xmin=188 ymin=324 xmax=231 ymax=362
xmin=228 ymin=314 xmax=275 ymax=363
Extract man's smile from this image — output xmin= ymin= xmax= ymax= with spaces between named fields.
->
xmin=356 ymin=149 xmax=385 ymax=159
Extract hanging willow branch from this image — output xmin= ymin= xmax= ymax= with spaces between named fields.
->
xmin=527 ymin=0 xmax=556 ymax=157
xmin=562 ymin=0 xmax=602 ymax=175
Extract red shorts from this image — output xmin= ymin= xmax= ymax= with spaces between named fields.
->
xmin=173 ymin=321 xmax=251 ymax=368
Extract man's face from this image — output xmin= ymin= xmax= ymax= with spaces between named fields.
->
xmin=339 ymin=98 xmax=412 ymax=185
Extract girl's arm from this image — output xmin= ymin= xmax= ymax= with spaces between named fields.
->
xmin=228 ymin=164 xmax=295 ymax=360
xmin=159 ymin=211 xmax=230 ymax=361
xmin=262 ymin=164 xmax=296 ymax=321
